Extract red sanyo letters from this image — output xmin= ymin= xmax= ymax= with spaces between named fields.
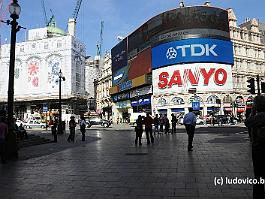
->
xmin=158 ymin=67 xmax=228 ymax=89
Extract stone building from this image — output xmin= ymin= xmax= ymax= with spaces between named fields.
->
xmin=0 ymin=19 xmax=87 ymax=120
xmin=94 ymin=52 xmax=112 ymax=120
xmin=109 ymin=6 xmax=265 ymax=120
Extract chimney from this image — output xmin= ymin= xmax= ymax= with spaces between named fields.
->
xmin=68 ymin=18 xmax=76 ymax=37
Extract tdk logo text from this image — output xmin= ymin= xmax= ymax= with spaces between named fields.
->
xmin=152 ymin=38 xmax=234 ymax=69
xmin=166 ymin=44 xmax=218 ymax=60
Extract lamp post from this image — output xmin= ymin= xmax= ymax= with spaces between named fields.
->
xmin=5 ymin=0 xmax=22 ymax=158
xmin=58 ymin=69 xmax=65 ymax=134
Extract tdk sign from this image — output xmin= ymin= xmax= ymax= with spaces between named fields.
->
xmin=166 ymin=44 xmax=218 ymax=59
xmin=152 ymin=38 xmax=234 ymax=69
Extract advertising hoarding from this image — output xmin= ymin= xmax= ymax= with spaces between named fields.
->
xmin=128 ymin=47 xmax=152 ymax=80
xmin=111 ymin=38 xmax=128 ymax=73
xmin=128 ymin=6 xmax=229 ymax=57
xmin=152 ymin=63 xmax=233 ymax=95
xmin=152 ymin=38 xmax=234 ymax=69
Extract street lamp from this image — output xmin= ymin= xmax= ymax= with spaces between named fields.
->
xmin=58 ymin=69 xmax=65 ymax=134
xmin=5 ymin=0 xmax=22 ymax=158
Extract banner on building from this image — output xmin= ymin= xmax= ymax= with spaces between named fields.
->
xmin=152 ymin=63 xmax=233 ymax=95
xmin=152 ymin=38 xmax=234 ymax=69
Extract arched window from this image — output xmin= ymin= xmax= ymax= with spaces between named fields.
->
xmin=171 ymin=97 xmax=184 ymax=105
xmin=188 ymin=96 xmax=203 ymax=103
xmin=158 ymin=98 xmax=166 ymax=106
xmin=207 ymin=95 xmax=219 ymax=104
xmin=223 ymin=95 xmax=233 ymax=103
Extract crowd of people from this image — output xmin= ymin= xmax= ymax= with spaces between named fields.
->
xmin=134 ymin=110 xmax=196 ymax=151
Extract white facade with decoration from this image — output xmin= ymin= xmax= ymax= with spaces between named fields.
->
xmin=0 ymin=26 xmax=86 ymax=119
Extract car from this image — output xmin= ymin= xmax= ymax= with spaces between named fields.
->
xmin=16 ymin=119 xmax=24 ymax=126
xmin=86 ymin=117 xmax=111 ymax=128
xmin=196 ymin=117 xmax=205 ymax=125
xmin=23 ymin=120 xmax=47 ymax=129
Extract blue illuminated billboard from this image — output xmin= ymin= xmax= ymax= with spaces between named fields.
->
xmin=152 ymin=38 xmax=234 ymax=69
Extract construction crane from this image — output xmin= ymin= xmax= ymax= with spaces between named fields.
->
xmin=41 ymin=0 xmax=48 ymax=26
xmin=96 ymin=21 xmax=104 ymax=59
xmin=72 ymin=0 xmax=82 ymax=22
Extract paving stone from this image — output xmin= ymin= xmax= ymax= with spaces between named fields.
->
xmin=0 ymin=126 xmax=254 ymax=198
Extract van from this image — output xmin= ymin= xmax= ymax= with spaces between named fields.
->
xmin=129 ymin=112 xmax=146 ymax=125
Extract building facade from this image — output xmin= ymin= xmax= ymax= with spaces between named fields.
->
xmin=109 ymin=5 xmax=265 ymax=120
xmin=0 ymin=21 xmax=87 ymax=120
xmin=95 ymin=52 xmax=112 ymax=120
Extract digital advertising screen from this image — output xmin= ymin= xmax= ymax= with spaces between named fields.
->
xmin=152 ymin=38 xmax=234 ymax=69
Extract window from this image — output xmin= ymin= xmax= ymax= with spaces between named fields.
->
xmin=57 ymin=41 xmax=62 ymax=48
xmin=171 ymin=97 xmax=184 ymax=105
xmin=20 ymin=46 xmax=24 ymax=52
xmin=44 ymin=43 xmax=48 ymax=49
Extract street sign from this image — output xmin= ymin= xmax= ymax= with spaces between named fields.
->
xmin=43 ymin=104 xmax=48 ymax=112
xmin=192 ymin=102 xmax=200 ymax=111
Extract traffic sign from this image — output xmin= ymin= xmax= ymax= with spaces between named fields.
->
xmin=192 ymin=101 xmax=200 ymax=111
xmin=43 ymin=104 xmax=48 ymax=112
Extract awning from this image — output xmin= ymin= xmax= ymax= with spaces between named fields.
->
xmin=223 ymin=107 xmax=232 ymax=112
xmin=171 ymin=108 xmax=185 ymax=112
xmin=237 ymin=107 xmax=245 ymax=113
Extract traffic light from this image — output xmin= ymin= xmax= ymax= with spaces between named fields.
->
xmin=261 ymin=82 xmax=265 ymax=93
xmin=247 ymin=78 xmax=255 ymax=94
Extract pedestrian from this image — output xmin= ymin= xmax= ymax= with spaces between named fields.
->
xmin=153 ymin=114 xmax=159 ymax=133
xmin=245 ymin=108 xmax=252 ymax=142
xmin=135 ymin=115 xmax=143 ymax=146
xmin=144 ymin=113 xmax=154 ymax=144
xmin=0 ymin=116 xmax=8 ymax=163
xmin=171 ymin=114 xmax=177 ymax=134
xmin=67 ymin=116 xmax=76 ymax=142
xmin=183 ymin=108 xmax=197 ymax=151
xmin=159 ymin=114 xmax=164 ymax=133
xmin=245 ymin=95 xmax=265 ymax=199
xmin=51 ymin=118 xmax=58 ymax=142
xmin=164 ymin=114 xmax=170 ymax=134
xmin=80 ymin=115 xmax=86 ymax=141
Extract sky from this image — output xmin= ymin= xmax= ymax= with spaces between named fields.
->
xmin=1 ymin=0 xmax=265 ymax=58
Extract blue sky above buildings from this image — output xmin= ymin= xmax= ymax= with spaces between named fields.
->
xmin=0 ymin=0 xmax=265 ymax=57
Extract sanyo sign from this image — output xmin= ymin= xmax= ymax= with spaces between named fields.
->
xmin=152 ymin=63 xmax=233 ymax=95
xmin=152 ymin=38 xmax=234 ymax=69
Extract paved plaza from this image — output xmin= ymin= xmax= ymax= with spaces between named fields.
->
xmin=0 ymin=124 xmax=254 ymax=199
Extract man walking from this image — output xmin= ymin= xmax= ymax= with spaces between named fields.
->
xmin=51 ymin=118 xmax=58 ymax=143
xmin=80 ymin=115 xmax=86 ymax=141
xmin=144 ymin=113 xmax=154 ymax=144
xmin=171 ymin=113 xmax=177 ymax=134
xmin=183 ymin=108 xmax=197 ymax=151
xmin=67 ymin=116 xmax=76 ymax=142
xmin=245 ymin=95 xmax=265 ymax=199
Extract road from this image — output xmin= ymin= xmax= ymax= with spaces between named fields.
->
xmin=0 ymin=124 xmax=253 ymax=199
